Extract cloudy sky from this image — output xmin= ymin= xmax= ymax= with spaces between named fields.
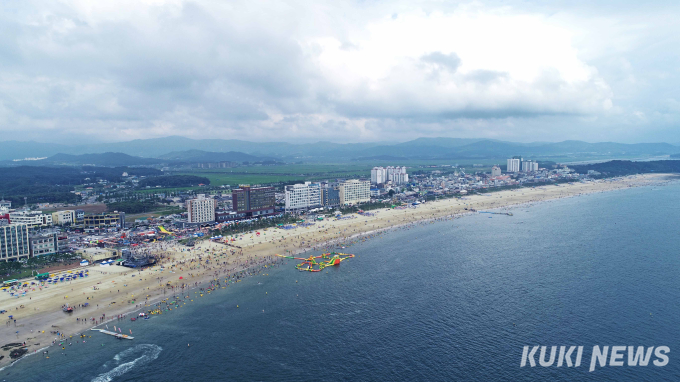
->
xmin=0 ymin=0 xmax=679 ymax=144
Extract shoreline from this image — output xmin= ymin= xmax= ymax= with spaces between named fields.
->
xmin=0 ymin=173 xmax=676 ymax=369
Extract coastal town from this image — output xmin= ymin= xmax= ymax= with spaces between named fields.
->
xmin=1 ymin=156 xmax=587 ymax=265
xmin=0 ymin=148 xmax=673 ymax=367
xmin=3 ymin=0 xmax=680 ymax=378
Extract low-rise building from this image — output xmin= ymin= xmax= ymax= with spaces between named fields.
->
xmin=0 ymin=223 xmax=30 ymax=261
xmin=29 ymin=233 xmax=58 ymax=257
xmin=83 ymin=212 xmax=125 ymax=230
xmin=52 ymin=210 xmax=76 ymax=225
xmin=75 ymin=209 xmax=85 ymax=223
xmin=9 ymin=211 xmax=52 ymax=228
xmin=76 ymin=247 xmax=122 ymax=262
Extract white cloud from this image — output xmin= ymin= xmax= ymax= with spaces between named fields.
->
xmin=0 ymin=0 xmax=677 ymax=144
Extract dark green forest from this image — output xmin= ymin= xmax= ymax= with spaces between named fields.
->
xmin=0 ymin=166 xmax=162 ymax=204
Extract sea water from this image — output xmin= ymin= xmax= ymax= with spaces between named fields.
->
xmin=2 ymin=183 xmax=680 ymax=381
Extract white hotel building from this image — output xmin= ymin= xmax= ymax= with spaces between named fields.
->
xmin=339 ymin=180 xmax=371 ymax=205
xmin=186 ymin=194 xmax=217 ymax=223
xmin=285 ymin=182 xmax=322 ymax=212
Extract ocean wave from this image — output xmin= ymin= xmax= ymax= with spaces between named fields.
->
xmin=91 ymin=344 xmax=162 ymax=382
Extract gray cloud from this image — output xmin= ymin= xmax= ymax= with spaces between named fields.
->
xmin=420 ymin=52 xmax=461 ymax=72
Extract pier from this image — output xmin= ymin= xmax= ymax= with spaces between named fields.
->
xmin=479 ymin=211 xmax=514 ymax=216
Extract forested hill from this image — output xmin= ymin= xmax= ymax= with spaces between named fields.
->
xmin=0 ymin=166 xmax=162 ymax=204
xmin=571 ymin=160 xmax=680 ymax=177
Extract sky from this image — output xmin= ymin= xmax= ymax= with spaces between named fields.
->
xmin=0 ymin=0 xmax=679 ymax=144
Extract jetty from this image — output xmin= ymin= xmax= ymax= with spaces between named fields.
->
xmin=479 ymin=211 xmax=513 ymax=216
xmin=91 ymin=328 xmax=134 ymax=340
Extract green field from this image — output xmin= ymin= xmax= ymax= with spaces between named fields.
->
xmin=173 ymin=163 xmax=378 ymax=186
xmin=170 ymin=162 xmax=475 ymax=186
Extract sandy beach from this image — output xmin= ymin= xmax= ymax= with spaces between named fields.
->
xmin=0 ymin=173 xmax=675 ymax=368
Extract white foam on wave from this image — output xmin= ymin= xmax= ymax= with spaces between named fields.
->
xmin=91 ymin=344 xmax=162 ymax=382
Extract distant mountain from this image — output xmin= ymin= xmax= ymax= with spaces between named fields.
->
xmin=1 ymin=137 xmax=678 ymax=163
xmin=158 ymin=150 xmax=265 ymax=163
xmin=64 ymin=136 xmax=387 ymax=159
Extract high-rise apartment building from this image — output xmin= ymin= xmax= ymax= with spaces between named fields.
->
xmin=386 ymin=166 xmax=409 ymax=184
xmin=371 ymin=167 xmax=387 ymax=184
xmin=186 ymin=194 xmax=217 ymax=223
xmin=522 ymin=160 xmax=539 ymax=172
xmin=491 ymin=166 xmax=502 ymax=177
xmin=372 ymin=166 xmax=408 ymax=185
xmin=506 ymin=158 xmax=520 ymax=173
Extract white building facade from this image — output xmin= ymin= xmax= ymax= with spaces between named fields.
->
xmin=339 ymin=180 xmax=371 ymax=205
xmin=9 ymin=211 xmax=52 ymax=228
xmin=522 ymin=160 xmax=539 ymax=172
xmin=186 ymin=194 xmax=217 ymax=223
xmin=506 ymin=158 xmax=520 ymax=173
xmin=386 ymin=166 xmax=409 ymax=185
xmin=371 ymin=167 xmax=387 ymax=184
xmin=285 ymin=182 xmax=322 ymax=211
xmin=491 ymin=166 xmax=502 ymax=177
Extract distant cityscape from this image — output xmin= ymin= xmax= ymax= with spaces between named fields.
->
xmin=0 ymin=155 xmax=595 ymax=263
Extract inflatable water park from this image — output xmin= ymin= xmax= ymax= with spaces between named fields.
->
xmin=276 ymin=252 xmax=355 ymax=272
